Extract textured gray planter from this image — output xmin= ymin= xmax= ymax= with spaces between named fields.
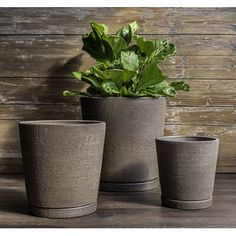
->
xmin=19 ymin=120 xmax=106 ymax=218
xmin=81 ymin=97 xmax=166 ymax=192
xmin=156 ymin=136 xmax=219 ymax=210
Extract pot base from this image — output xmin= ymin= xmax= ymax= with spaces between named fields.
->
xmin=100 ymin=179 xmax=158 ymax=192
xmin=161 ymin=196 xmax=212 ymax=210
xmin=29 ymin=202 xmax=97 ymax=218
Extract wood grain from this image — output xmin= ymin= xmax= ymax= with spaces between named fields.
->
xmin=0 ymin=158 xmax=23 ymax=173
xmin=166 ymin=106 xmax=236 ymax=125
xmin=0 ymin=8 xmax=235 ymax=35
xmin=0 ymin=104 xmax=81 ymax=120
xmin=0 ymin=174 xmax=235 ymax=227
xmin=1 ymin=78 xmax=236 ymax=107
xmin=165 ymin=125 xmax=236 ymax=161
xmin=0 ymin=35 xmax=235 ymax=78
xmin=167 ymin=79 xmax=236 ymax=107
xmin=0 ymin=77 xmax=80 ymax=104
xmin=0 ymin=104 xmax=235 ymax=125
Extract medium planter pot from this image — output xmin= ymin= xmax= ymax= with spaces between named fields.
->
xmin=19 ymin=120 xmax=106 ymax=218
xmin=156 ymin=136 xmax=219 ymax=210
xmin=81 ymin=97 xmax=166 ymax=192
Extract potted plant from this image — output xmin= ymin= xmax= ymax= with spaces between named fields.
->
xmin=156 ymin=136 xmax=219 ymax=209
xmin=19 ymin=120 xmax=106 ymax=218
xmin=64 ymin=21 xmax=190 ymax=191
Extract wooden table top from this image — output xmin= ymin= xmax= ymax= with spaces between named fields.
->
xmin=0 ymin=174 xmax=235 ymax=228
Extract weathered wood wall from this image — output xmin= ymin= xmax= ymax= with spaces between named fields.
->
xmin=0 ymin=8 xmax=236 ymax=173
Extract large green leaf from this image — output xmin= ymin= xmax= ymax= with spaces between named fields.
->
xmin=90 ymin=21 xmax=108 ymax=34
xmin=73 ymin=71 xmax=103 ymax=92
xmin=170 ymin=81 xmax=190 ymax=91
xmin=82 ymin=22 xmax=115 ymax=62
xmin=92 ymin=67 xmax=135 ymax=87
xmin=153 ymin=42 xmax=176 ymax=62
xmin=82 ymin=32 xmax=102 ymax=59
xmin=72 ymin=71 xmax=82 ymax=80
xmin=82 ymin=32 xmax=114 ymax=62
xmin=121 ymin=51 xmax=139 ymax=71
xmin=102 ymin=81 xmax=120 ymax=95
xmin=153 ymin=81 xmax=176 ymax=97
xmin=125 ymin=44 xmax=145 ymax=58
xmin=109 ymin=35 xmax=127 ymax=58
xmin=135 ymin=36 xmax=176 ymax=62
xmin=134 ymin=35 xmax=155 ymax=57
xmin=136 ymin=60 xmax=166 ymax=91
xmin=129 ymin=21 xmax=139 ymax=33
xmin=63 ymin=90 xmax=91 ymax=97
xmin=139 ymin=81 xmax=177 ymax=97
xmin=116 ymin=21 xmax=139 ymax=44
xmin=101 ymin=34 xmax=115 ymax=61
xmin=119 ymin=86 xmax=130 ymax=96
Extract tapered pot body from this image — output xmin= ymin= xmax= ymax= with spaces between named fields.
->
xmin=81 ymin=97 xmax=166 ymax=192
xmin=19 ymin=120 xmax=106 ymax=218
xmin=156 ymin=136 xmax=219 ymax=210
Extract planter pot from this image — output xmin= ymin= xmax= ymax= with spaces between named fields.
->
xmin=81 ymin=97 xmax=166 ymax=192
xmin=156 ymin=136 xmax=219 ymax=210
xmin=19 ymin=120 xmax=106 ymax=218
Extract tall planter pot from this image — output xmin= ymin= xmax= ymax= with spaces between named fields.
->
xmin=156 ymin=136 xmax=219 ymax=210
xmin=81 ymin=97 xmax=166 ymax=192
xmin=19 ymin=120 xmax=106 ymax=218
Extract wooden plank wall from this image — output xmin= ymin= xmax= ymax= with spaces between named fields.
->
xmin=0 ymin=8 xmax=236 ymax=173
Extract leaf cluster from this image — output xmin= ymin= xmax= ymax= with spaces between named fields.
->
xmin=63 ymin=21 xmax=190 ymax=98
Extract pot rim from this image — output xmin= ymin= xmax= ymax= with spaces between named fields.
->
xmin=156 ymin=135 xmax=219 ymax=143
xmin=19 ymin=120 xmax=105 ymax=126
xmin=81 ymin=96 xmax=166 ymax=100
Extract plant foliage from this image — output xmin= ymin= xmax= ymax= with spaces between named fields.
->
xmin=63 ymin=21 xmax=190 ymax=97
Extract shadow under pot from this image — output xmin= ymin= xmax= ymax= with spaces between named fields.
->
xmin=156 ymin=136 xmax=219 ymax=210
xmin=81 ymin=97 xmax=166 ymax=192
xmin=19 ymin=120 xmax=106 ymax=218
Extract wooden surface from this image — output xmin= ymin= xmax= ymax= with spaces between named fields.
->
xmin=0 ymin=174 xmax=235 ymax=228
xmin=0 ymin=8 xmax=236 ymax=35
xmin=0 ymin=8 xmax=236 ymax=173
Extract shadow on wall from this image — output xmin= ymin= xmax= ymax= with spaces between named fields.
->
xmin=1 ymin=53 xmax=90 ymax=173
xmin=49 ymin=54 xmax=83 ymax=77
xmin=47 ymin=53 xmax=88 ymax=103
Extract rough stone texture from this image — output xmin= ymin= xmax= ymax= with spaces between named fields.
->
xmin=19 ymin=120 xmax=106 ymax=218
xmin=81 ymin=97 xmax=166 ymax=191
xmin=156 ymin=136 xmax=219 ymax=209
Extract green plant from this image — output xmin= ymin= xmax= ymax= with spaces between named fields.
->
xmin=63 ymin=21 xmax=190 ymax=97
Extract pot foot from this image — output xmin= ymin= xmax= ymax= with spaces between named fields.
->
xmin=29 ymin=202 xmax=97 ymax=218
xmin=100 ymin=179 xmax=158 ymax=192
xmin=161 ymin=196 xmax=212 ymax=210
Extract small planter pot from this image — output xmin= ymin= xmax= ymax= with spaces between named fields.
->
xmin=81 ymin=97 xmax=166 ymax=192
xmin=156 ymin=136 xmax=219 ymax=210
xmin=19 ymin=120 xmax=106 ymax=218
